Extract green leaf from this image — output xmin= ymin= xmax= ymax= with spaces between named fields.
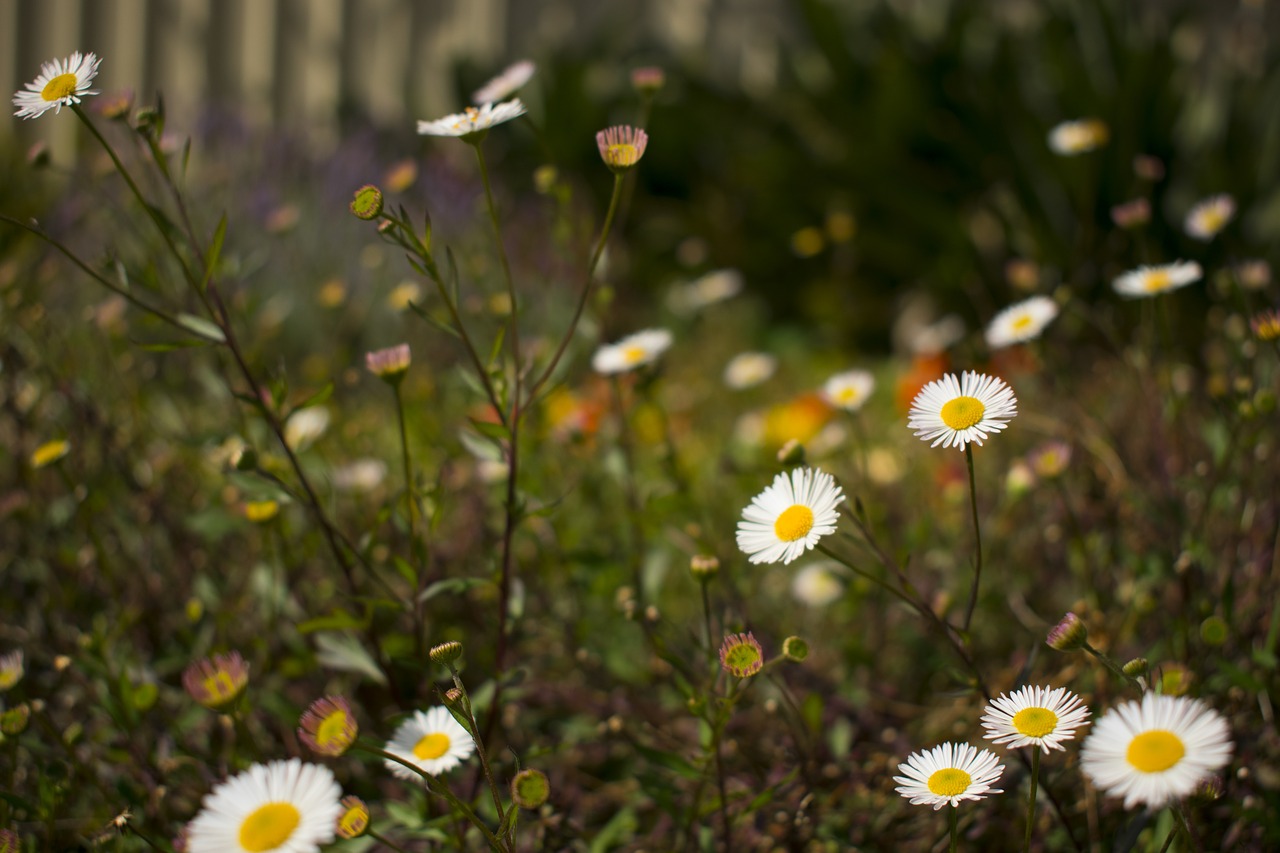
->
xmin=313 ymin=632 xmax=387 ymax=685
xmin=289 ymin=382 xmax=334 ymax=416
xmin=589 ymin=808 xmax=638 ymax=853
xmin=199 ymin=213 xmax=228 ymax=292
xmin=137 ymin=338 xmax=214 ymax=352
xmin=296 ymin=610 xmax=369 ymax=634
xmin=417 ymin=576 xmax=490 ymax=604
xmin=469 ymin=417 xmax=510 ymax=444
xmin=176 ymin=312 xmax=226 ymax=343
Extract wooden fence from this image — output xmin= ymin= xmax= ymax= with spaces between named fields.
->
xmin=2 ymin=0 xmax=794 ymax=155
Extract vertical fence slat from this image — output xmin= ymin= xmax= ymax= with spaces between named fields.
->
xmin=240 ymin=0 xmax=276 ymax=125
xmin=302 ymin=0 xmax=341 ymax=143
xmin=0 ymin=0 xmax=17 ymax=132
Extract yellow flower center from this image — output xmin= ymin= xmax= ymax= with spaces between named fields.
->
xmin=413 ymin=732 xmax=451 ymax=760
xmin=774 ymin=504 xmax=815 ymax=542
xmin=607 ymin=143 xmax=639 ymax=167
xmin=1011 ymin=707 xmax=1059 ymax=738
xmin=41 ymin=73 xmax=79 ymax=102
xmin=1126 ymin=730 xmax=1185 ymax=773
xmin=1011 ymin=314 xmax=1033 ymax=331
xmin=927 ymin=768 xmax=971 ymax=797
xmin=316 ymin=710 xmax=350 ymax=747
xmin=238 ymin=802 xmax=300 ymax=852
xmin=1143 ymin=270 xmax=1172 ymax=293
xmin=940 ymin=396 xmax=986 ymax=430
xmin=1199 ymin=210 xmax=1225 ymax=233
xmin=622 ymin=345 xmax=647 ymax=364
xmin=201 ymin=671 xmax=241 ymax=704
xmin=836 ymin=387 xmax=859 ymax=404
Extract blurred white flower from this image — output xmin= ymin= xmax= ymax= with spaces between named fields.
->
xmin=791 ymin=561 xmax=845 ymax=607
xmin=285 ymin=408 xmax=330 ymax=451
xmin=724 ymin=352 xmax=777 ymax=389
xmin=472 ymin=60 xmax=535 ymax=104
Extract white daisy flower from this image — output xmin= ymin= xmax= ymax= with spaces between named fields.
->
xmin=981 ymin=685 xmax=1091 ymax=753
xmin=791 ymin=561 xmax=845 ymax=607
xmin=1184 ymin=194 xmax=1235 ymax=241
xmin=416 ymin=99 xmax=526 ymax=139
xmin=822 ymin=369 xmax=875 ymax=411
xmin=13 ymin=52 xmax=101 ymax=120
xmin=1112 ymin=261 xmax=1203 ymax=299
xmin=591 ymin=328 xmax=673 ymax=375
xmin=736 ymin=467 xmax=844 ymax=565
xmin=1080 ymin=693 xmax=1232 ymax=810
xmin=472 ymin=60 xmax=535 ymax=105
xmin=893 ymin=742 xmax=1005 ymax=810
xmin=186 ymin=759 xmax=342 ymax=853
xmin=666 ymin=269 xmax=743 ymax=314
xmin=384 ymin=707 xmax=476 ymax=780
xmin=984 ymin=295 xmax=1060 ymax=350
xmin=724 ymin=352 xmax=777 ymax=389
xmin=1047 ymin=118 xmax=1108 ymax=155
xmin=907 ymin=371 xmax=1018 ymax=451
xmin=284 ymin=407 xmax=330 ymax=451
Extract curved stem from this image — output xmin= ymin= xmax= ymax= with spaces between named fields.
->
xmin=962 ymin=444 xmax=983 ymax=633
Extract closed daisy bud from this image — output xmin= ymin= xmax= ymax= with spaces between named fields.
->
xmin=430 ymin=641 xmax=464 ymax=665
xmin=335 ymin=796 xmax=369 ymax=839
xmin=182 ymin=651 xmax=249 ymax=711
xmin=1046 ymin=612 xmax=1088 ymax=651
xmin=365 ymin=343 xmax=411 ymax=383
xmin=782 ymin=636 xmax=809 ymax=662
xmin=631 ymin=66 xmax=665 ymax=95
xmin=1122 ymin=658 xmax=1150 ymax=679
xmin=511 ymin=768 xmax=550 ymax=810
xmin=349 ymin=185 xmax=383 ymax=220
xmin=596 ymin=125 xmax=649 ymax=173
xmin=1 ymin=703 xmax=30 ymax=736
xmin=297 ymin=696 xmax=358 ymax=758
xmin=719 ymin=632 xmax=764 ymax=678
xmin=690 ymin=554 xmax=720 ymax=579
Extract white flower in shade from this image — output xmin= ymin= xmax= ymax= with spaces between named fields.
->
xmin=822 ymin=369 xmax=875 ymax=411
xmin=591 ymin=328 xmax=673 ymax=375
xmin=186 ymin=759 xmax=342 ymax=853
xmin=1080 ymin=693 xmax=1232 ymax=810
xmin=333 ymin=459 xmax=388 ymax=493
xmin=1047 ymin=118 xmax=1109 ymax=155
xmin=908 ymin=371 xmax=1018 ymax=451
xmin=666 ymin=269 xmax=743 ymax=314
xmin=981 ymin=685 xmax=1091 ymax=753
xmin=1184 ymin=194 xmax=1235 ymax=241
xmin=1112 ymin=261 xmax=1203 ymax=299
xmin=985 ymin=296 xmax=1059 ymax=350
xmin=384 ymin=707 xmax=476 ymax=780
xmin=13 ymin=52 xmax=101 ymax=119
xmin=736 ymin=467 xmax=844 ymax=565
xmin=284 ymin=407 xmax=330 ymax=451
xmin=724 ymin=352 xmax=777 ymax=389
xmin=472 ymin=60 xmax=535 ymax=104
xmin=416 ymin=99 xmax=526 ymax=138
xmin=894 ymin=742 xmax=1005 ymax=810
xmin=791 ymin=561 xmax=845 ymax=607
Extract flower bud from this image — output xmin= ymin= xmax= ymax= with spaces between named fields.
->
xmin=1046 ymin=612 xmax=1087 ymax=651
xmin=511 ymin=768 xmax=550 ymax=810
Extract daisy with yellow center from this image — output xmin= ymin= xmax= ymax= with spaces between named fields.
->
xmin=981 ymin=685 xmax=1091 ymax=753
xmin=907 ymin=371 xmax=1017 ymax=451
xmin=1112 ymin=261 xmax=1202 ymax=299
xmin=894 ymin=742 xmax=1005 ymax=810
xmin=297 ymin=696 xmax=358 ymax=757
xmin=984 ymin=295 xmax=1060 ymax=350
xmin=1184 ymin=194 xmax=1235 ymax=241
xmin=1251 ymin=309 xmax=1280 ymax=342
xmin=186 ymin=758 xmax=342 ymax=853
xmin=13 ymin=52 xmax=101 ymax=120
xmin=591 ymin=328 xmax=673 ymax=375
xmin=182 ymin=651 xmax=249 ymax=711
xmin=1047 ymin=118 xmax=1109 ymax=155
xmin=736 ymin=467 xmax=844 ymax=565
xmin=384 ymin=706 xmax=476 ymax=780
xmin=416 ymin=99 xmax=526 ymax=140
xmin=595 ymin=125 xmax=649 ymax=173
xmin=822 ymin=369 xmax=875 ymax=412
xmin=1080 ymin=693 xmax=1231 ymax=810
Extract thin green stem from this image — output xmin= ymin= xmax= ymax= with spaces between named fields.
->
xmin=392 ymin=383 xmax=418 ymax=545
xmin=962 ymin=444 xmax=984 ymax=633
xmin=700 ymin=578 xmax=715 ymax=652
xmin=948 ymin=805 xmax=959 ymax=853
xmin=447 ymin=670 xmax=507 ymax=834
xmin=368 ymin=829 xmax=412 ymax=853
xmin=1082 ymin=642 xmax=1144 ymax=689
xmin=1023 ymin=748 xmax=1041 ymax=853
xmin=1173 ymin=802 xmax=1202 ymax=852
xmin=472 ymin=142 xmax=521 ymax=386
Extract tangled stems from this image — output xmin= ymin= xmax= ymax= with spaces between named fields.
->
xmin=961 ymin=444 xmax=984 ymax=633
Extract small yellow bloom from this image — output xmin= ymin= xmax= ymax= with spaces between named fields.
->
xmin=30 ymin=439 xmax=70 ymax=469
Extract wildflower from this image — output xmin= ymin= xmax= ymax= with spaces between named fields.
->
xmin=894 ymin=742 xmax=1005 ymax=809
xmin=0 ymin=651 xmax=23 ymax=691
xmin=1184 ymin=194 xmax=1235 ymax=241
xmin=690 ymin=554 xmax=720 ymax=580
xmin=907 ymin=371 xmax=1017 ymax=451
xmin=1250 ymin=309 xmax=1280 ymax=341
xmin=1028 ymin=440 xmax=1071 ymax=479
xmin=242 ymin=500 xmax=279 ymax=523
xmin=596 ymin=125 xmax=648 ymax=173
xmin=1112 ymin=261 xmax=1202 ymax=299
xmin=591 ymin=328 xmax=673 ymax=374
xmin=791 ymin=561 xmax=844 ymax=607
xmin=1080 ymin=693 xmax=1232 ymax=809
xmin=511 ymin=769 xmax=550 ymax=810
xmin=631 ymin=66 xmax=666 ymax=95
xmin=349 ymin=185 xmax=383 ymax=220
xmin=384 ymin=707 xmax=476 ymax=780
xmin=472 ymin=60 xmax=535 ymax=104
xmin=298 ymin=696 xmax=358 ymax=758
xmin=981 ymin=685 xmax=1091 ymax=753
xmin=1111 ymin=198 xmax=1151 ymax=228
xmin=667 ymin=269 xmax=743 ymax=313
xmin=333 ymin=459 xmax=387 ymax=493
xmin=416 ymin=99 xmax=526 ymax=140
xmin=1047 ymin=118 xmax=1108 ymax=155
xmin=1005 ymin=258 xmax=1039 ymax=291
xmin=182 ymin=651 xmax=249 ymax=711
xmin=335 ymin=796 xmax=369 ymax=839
xmin=186 ymin=759 xmax=342 ymax=853
xmin=429 ymin=641 xmax=464 ymax=665
xmin=822 ymin=369 xmax=875 ymax=411
xmin=30 ymin=439 xmax=69 ymax=469
xmin=13 ymin=52 xmax=101 ymax=119
xmin=1046 ymin=612 xmax=1088 ymax=651
xmin=1 ymin=703 xmax=30 ymax=736
xmin=781 ymin=636 xmax=809 ymax=661
xmin=1236 ymin=259 xmax=1271 ymax=290
xmin=1123 ymin=658 xmax=1150 ymax=679
xmin=724 ymin=352 xmax=777 ymax=389
xmin=986 ymin=296 xmax=1060 ymax=350
xmin=736 ymin=467 xmax=844 ymax=565
xmin=284 ymin=407 xmax=330 ymax=451
xmin=719 ymin=632 xmax=764 ymax=678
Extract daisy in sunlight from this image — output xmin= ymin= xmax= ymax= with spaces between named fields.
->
xmin=186 ymin=759 xmax=341 ymax=853
xmin=1112 ymin=261 xmax=1202 ymax=299
xmin=384 ymin=707 xmax=476 ymax=780
xmin=894 ymin=742 xmax=1004 ymax=809
xmin=907 ymin=371 xmax=1017 ymax=450
xmin=984 ymin=296 xmax=1059 ymax=350
xmin=736 ymin=467 xmax=844 ymax=565
xmin=13 ymin=52 xmax=100 ymax=119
